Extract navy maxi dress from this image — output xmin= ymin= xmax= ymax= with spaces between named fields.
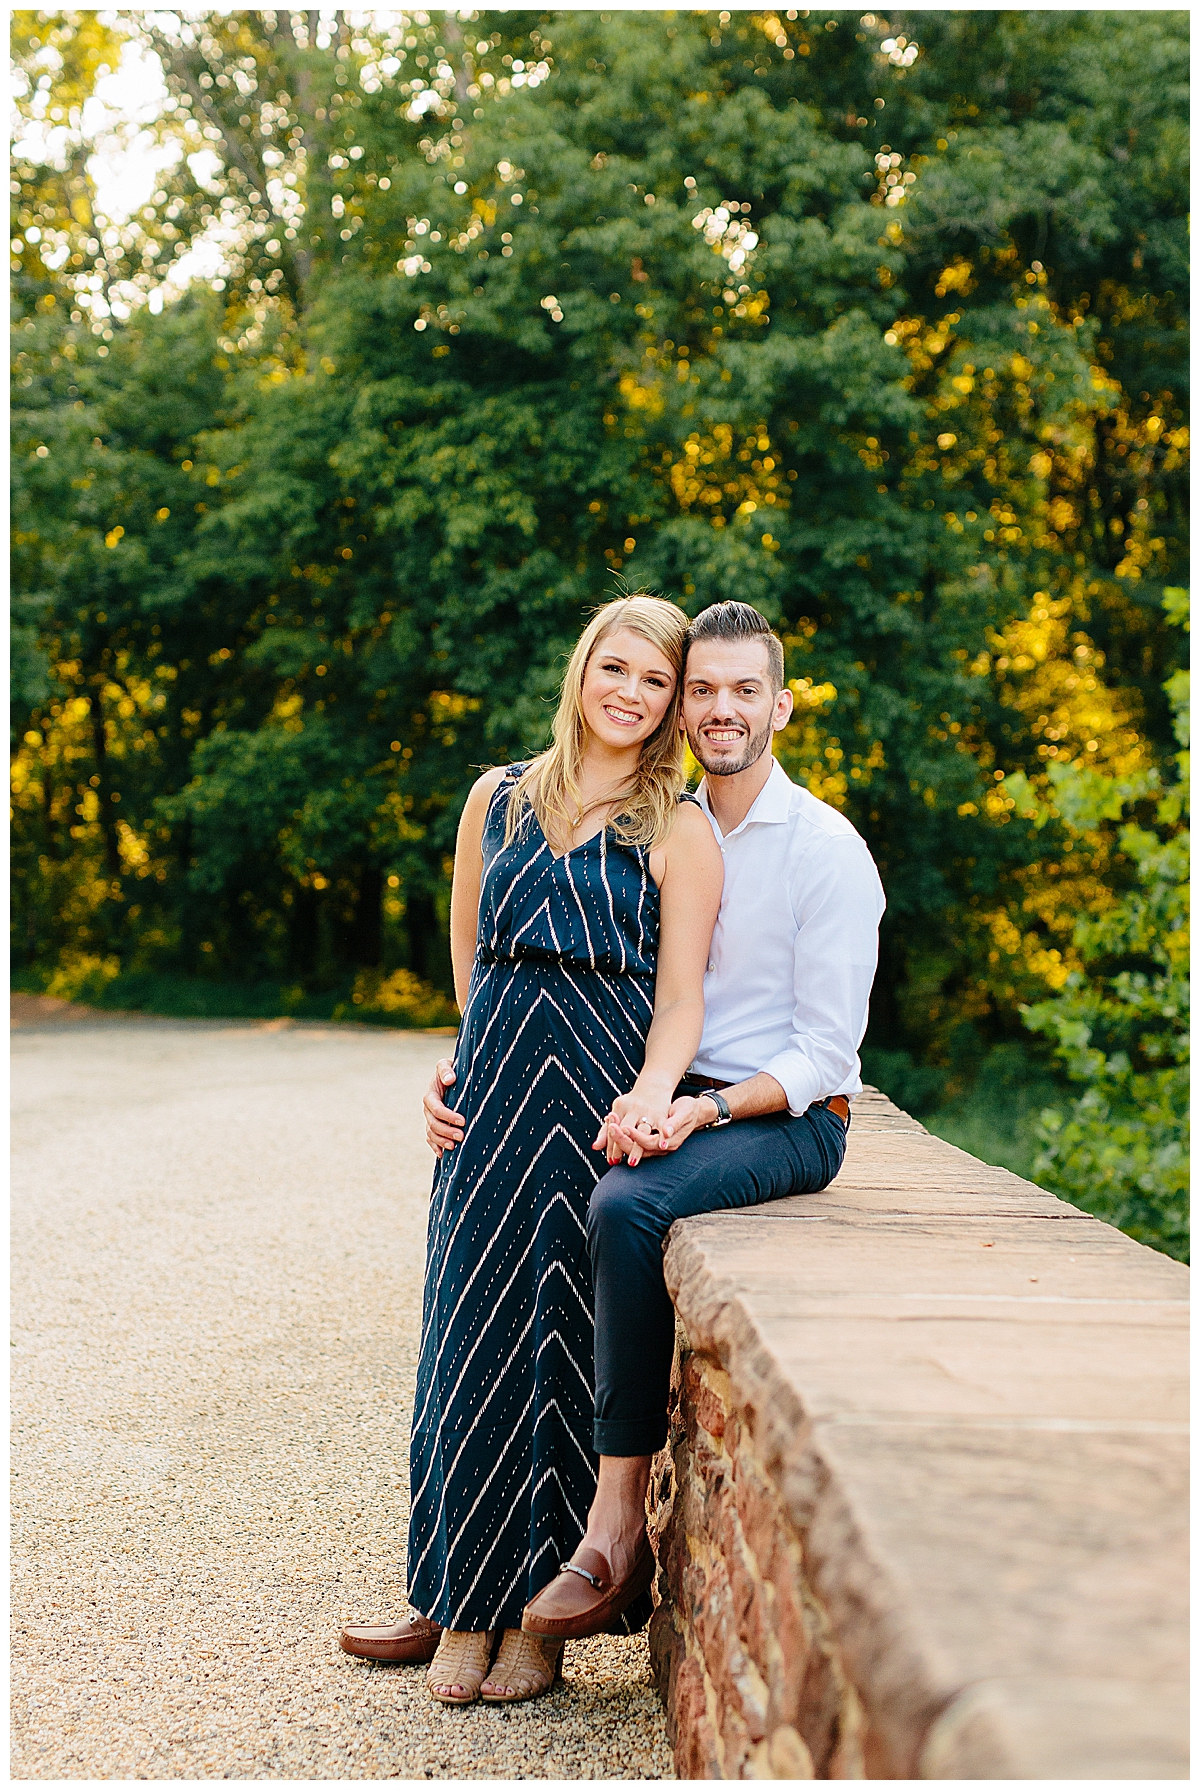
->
xmin=407 ymin=766 xmax=682 ymax=1634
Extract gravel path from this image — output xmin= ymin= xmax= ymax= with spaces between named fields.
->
xmin=11 ymin=1013 xmax=674 ymax=1780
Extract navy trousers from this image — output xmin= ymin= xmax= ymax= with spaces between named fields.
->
xmin=587 ymin=1096 xmax=849 ymax=1456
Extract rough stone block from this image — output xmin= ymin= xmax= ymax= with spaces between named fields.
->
xmin=672 ymin=1655 xmax=720 ymax=1779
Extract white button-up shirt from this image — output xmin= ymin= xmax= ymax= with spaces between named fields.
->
xmin=690 ymin=758 xmax=886 ymax=1115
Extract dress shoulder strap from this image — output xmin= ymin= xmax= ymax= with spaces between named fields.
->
xmin=677 ymin=789 xmax=702 ymax=808
xmin=483 ymin=763 xmax=530 ymax=835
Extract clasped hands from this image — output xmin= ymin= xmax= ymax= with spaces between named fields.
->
xmin=590 ymin=1087 xmax=715 ymax=1167
xmin=423 ymin=1057 xmax=713 ymax=1167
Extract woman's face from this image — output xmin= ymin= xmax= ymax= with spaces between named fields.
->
xmin=579 ymin=627 xmax=678 ymax=752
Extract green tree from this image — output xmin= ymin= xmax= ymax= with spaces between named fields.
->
xmin=11 ymin=293 xmax=244 ymax=974
xmin=153 ymin=12 xmax=1107 ymax=951
xmin=11 ymin=10 xmax=1188 ymax=1167
xmin=831 ymin=7 xmax=1189 ymax=1052
xmin=1018 ymin=590 xmax=1189 ymax=1260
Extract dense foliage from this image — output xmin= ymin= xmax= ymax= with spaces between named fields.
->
xmin=1010 ymin=590 xmax=1189 ymax=1259
xmin=11 ymin=10 xmax=1188 ymax=1245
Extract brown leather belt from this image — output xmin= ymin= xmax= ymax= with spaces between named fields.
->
xmin=682 ymin=1074 xmax=850 ymax=1126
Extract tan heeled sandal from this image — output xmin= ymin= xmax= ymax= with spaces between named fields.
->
xmin=426 ymin=1627 xmax=497 ymax=1705
xmin=479 ymin=1627 xmax=564 ymax=1703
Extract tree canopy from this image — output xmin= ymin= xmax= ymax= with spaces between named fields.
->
xmin=11 ymin=9 xmax=1188 ymax=1249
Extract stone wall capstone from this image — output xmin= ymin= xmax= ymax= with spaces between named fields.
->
xmin=646 ymin=1089 xmax=1188 ymax=1780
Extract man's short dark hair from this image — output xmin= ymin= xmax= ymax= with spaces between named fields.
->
xmin=685 ymin=602 xmax=785 ymax=694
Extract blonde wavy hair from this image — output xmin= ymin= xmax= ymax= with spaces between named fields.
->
xmin=504 ymin=595 xmax=689 ymax=853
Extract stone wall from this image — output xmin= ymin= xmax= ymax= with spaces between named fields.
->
xmin=647 ymin=1090 xmax=1188 ymax=1780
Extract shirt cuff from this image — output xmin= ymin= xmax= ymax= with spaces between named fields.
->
xmin=760 ymin=1048 xmax=823 ymax=1119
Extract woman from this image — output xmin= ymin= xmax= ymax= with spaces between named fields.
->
xmin=408 ymin=595 xmax=722 ymax=1704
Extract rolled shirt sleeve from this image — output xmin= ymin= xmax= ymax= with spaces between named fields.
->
xmin=760 ymin=834 xmax=887 ymax=1116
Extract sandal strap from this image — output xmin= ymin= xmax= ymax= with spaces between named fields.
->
xmin=430 ymin=1628 xmax=493 ymax=1684
xmin=490 ymin=1629 xmax=560 ymax=1683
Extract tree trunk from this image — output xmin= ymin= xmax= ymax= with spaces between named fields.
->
xmin=866 ymin=915 xmax=905 ymax=1052
xmin=41 ymin=739 xmax=57 ymax=862
xmin=288 ymin=883 xmax=320 ymax=976
xmin=405 ymin=891 xmax=438 ymax=982
xmin=22 ymin=874 xmax=38 ymax=965
xmin=174 ymin=816 xmax=198 ymax=971
xmin=90 ymin=687 xmax=121 ymax=881
xmin=348 ymin=862 xmax=383 ymax=968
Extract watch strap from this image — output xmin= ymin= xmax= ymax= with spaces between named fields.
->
xmin=704 ymin=1090 xmax=733 ymax=1128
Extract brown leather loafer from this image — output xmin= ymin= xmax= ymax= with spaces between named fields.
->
xmin=340 ymin=1612 xmax=441 ymax=1663
xmin=521 ymin=1538 xmax=654 ymax=1640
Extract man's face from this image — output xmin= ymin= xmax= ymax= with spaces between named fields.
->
xmin=682 ymin=639 xmax=794 ymax=777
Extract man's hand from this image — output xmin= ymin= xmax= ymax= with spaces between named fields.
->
xmin=424 ymin=1057 xmax=465 ymax=1158
xmin=655 ymin=1093 xmax=719 ymax=1151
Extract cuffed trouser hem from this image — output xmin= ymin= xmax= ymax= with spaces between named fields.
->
xmin=594 ymin=1416 xmax=667 ymax=1457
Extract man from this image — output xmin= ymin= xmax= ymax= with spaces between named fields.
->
xmin=341 ymin=600 xmax=884 ymax=1663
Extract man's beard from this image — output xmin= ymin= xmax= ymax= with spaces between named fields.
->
xmin=687 ymin=716 xmax=775 ymax=777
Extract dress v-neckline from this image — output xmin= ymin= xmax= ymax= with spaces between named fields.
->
xmin=534 ymin=812 xmax=662 ymax=888
xmin=536 ymin=813 xmax=613 ymax=864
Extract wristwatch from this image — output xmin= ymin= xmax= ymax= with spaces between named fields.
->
xmin=701 ymin=1090 xmax=733 ymax=1129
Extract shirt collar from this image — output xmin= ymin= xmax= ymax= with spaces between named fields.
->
xmin=697 ymin=756 xmax=795 ymax=836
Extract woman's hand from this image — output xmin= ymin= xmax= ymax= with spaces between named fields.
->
xmin=592 ymin=1085 xmax=676 ymax=1167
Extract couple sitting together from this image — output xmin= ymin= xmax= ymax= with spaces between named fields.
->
xmin=341 ymin=595 xmax=885 ymax=1702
